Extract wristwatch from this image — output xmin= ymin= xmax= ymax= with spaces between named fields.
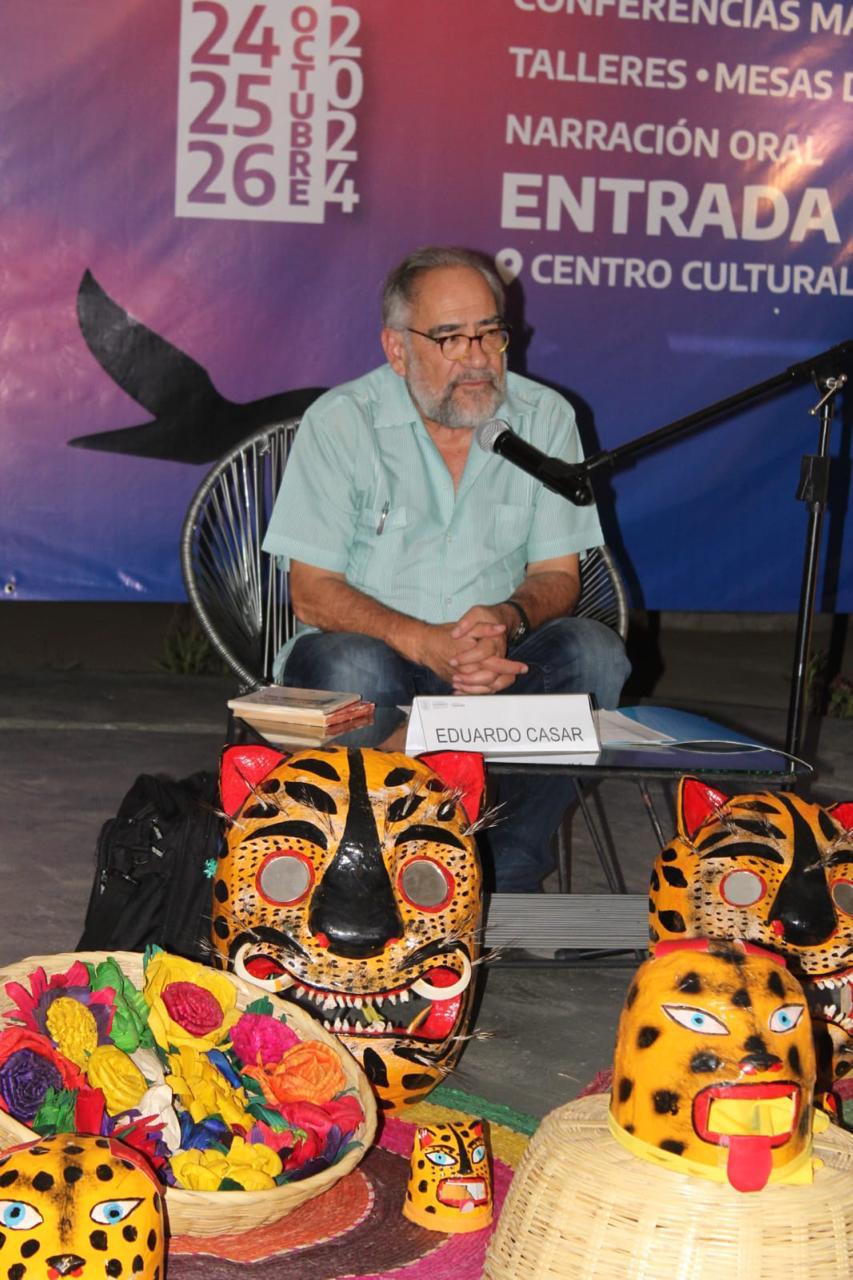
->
xmin=504 ymin=599 xmax=531 ymax=643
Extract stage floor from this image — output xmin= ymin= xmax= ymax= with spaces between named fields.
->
xmin=1 ymin=614 xmax=852 ymax=1120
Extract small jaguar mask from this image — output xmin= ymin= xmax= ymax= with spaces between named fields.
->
xmin=610 ymin=939 xmax=818 ymax=1192
xmin=211 ymin=744 xmax=484 ymax=1112
xmin=649 ymin=777 xmax=853 ymax=1088
xmin=403 ymin=1119 xmax=492 ymax=1232
xmin=0 ymin=1133 xmax=165 ymax=1278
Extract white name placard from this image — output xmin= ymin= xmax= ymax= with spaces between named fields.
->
xmin=405 ymin=694 xmax=599 ymax=756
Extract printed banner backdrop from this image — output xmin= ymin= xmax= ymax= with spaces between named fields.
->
xmin=1 ymin=0 xmax=851 ymax=609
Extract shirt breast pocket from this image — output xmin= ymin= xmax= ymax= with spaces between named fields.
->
xmin=484 ymin=502 xmax=533 ymax=555
xmin=350 ymin=504 xmax=413 ymax=585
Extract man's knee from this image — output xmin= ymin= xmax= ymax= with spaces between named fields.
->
xmin=530 ymin=616 xmax=630 ymax=708
xmin=567 ymin=618 xmax=630 ymax=708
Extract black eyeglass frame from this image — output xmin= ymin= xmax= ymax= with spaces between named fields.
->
xmin=405 ymin=324 xmax=511 ymax=359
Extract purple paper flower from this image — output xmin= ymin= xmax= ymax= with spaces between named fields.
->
xmin=0 ymin=1049 xmax=63 ymax=1123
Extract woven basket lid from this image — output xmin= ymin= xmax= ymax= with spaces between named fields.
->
xmin=484 ymin=1093 xmax=853 ymax=1280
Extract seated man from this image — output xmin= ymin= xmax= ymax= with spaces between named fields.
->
xmin=263 ymin=245 xmax=630 ymax=892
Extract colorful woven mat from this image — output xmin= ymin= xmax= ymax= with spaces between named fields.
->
xmin=167 ymin=1085 xmax=536 ymax=1279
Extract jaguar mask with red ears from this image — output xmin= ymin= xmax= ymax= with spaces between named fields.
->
xmin=211 ymin=744 xmax=485 ymax=1112
xmin=649 ymin=777 xmax=853 ymax=1089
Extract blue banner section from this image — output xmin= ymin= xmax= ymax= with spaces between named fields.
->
xmin=0 ymin=0 xmax=850 ymax=609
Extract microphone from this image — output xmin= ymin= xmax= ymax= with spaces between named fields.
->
xmin=474 ymin=419 xmax=595 ymax=505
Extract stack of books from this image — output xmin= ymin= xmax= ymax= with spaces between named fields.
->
xmin=227 ymin=686 xmax=375 ymax=746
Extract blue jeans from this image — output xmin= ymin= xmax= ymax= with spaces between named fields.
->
xmin=282 ymin=618 xmax=631 ymax=892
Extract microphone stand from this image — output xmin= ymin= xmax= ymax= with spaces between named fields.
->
xmin=546 ymin=339 xmax=851 ymax=763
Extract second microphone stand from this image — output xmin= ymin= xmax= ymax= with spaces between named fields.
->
xmin=539 ymin=340 xmax=851 ymax=763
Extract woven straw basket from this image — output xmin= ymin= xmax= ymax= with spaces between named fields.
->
xmin=0 ymin=951 xmax=377 ymax=1236
xmin=484 ymin=1092 xmax=853 ymax=1280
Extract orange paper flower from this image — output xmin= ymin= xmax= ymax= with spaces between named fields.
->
xmin=245 ymin=1041 xmax=346 ymax=1107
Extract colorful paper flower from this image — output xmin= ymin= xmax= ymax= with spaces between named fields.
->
xmin=178 ymin=1110 xmax=230 ymax=1153
xmin=131 ymin=1082 xmax=182 ymax=1153
xmin=230 ymin=1012 xmax=299 ymax=1067
xmin=86 ymin=1044 xmax=148 ymax=1115
xmin=44 ymin=996 xmax=99 ymax=1068
xmin=171 ymin=1135 xmax=282 ymax=1191
xmin=244 ymin=1040 xmax=346 ymax=1107
xmin=4 ymin=962 xmax=114 ymax=1047
xmin=0 ymin=1050 xmax=64 ymax=1124
xmin=0 ymin=1027 xmax=86 ymax=1123
xmin=144 ymin=952 xmax=238 ymax=1051
xmin=73 ymin=1083 xmax=108 ymax=1136
xmin=166 ymin=1044 xmax=253 ymax=1130
xmin=87 ymin=958 xmax=153 ymax=1053
xmin=32 ymin=1086 xmax=77 ymax=1136
xmin=110 ymin=1114 xmax=175 ymax=1182
xmin=31 ymin=1084 xmax=107 ymax=1139
xmin=130 ymin=1046 xmax=166 ymax=1086
xmin=278 ymin=1097 xmax=363 ymax=1168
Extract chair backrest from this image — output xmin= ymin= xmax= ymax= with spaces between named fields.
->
xmin=181 ymin=419 xmax=629 ymax=687
xmin=181 ymin=419 xmax=300 ymax=687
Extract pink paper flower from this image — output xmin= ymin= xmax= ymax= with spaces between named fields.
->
xmin=161 ymin=982 xmax=224 ymax=1039
xmin=230 ymin=1013 xmax=299 ymax=1068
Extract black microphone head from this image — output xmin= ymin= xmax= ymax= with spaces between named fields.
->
xmin=475 ymin=419 xmax=511 ymax=453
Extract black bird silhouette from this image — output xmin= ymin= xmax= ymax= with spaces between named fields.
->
xmin=68 ymin=270 xmax=325 ymax=464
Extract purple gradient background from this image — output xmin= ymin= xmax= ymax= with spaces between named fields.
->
xmin=1 ymin=0 xmax=850 ymax=607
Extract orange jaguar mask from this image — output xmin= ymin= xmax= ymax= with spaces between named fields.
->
xmin=649 ymin=778 xmax=853 ymax=1089
xmin=610 ymin=939 xmax=817 ymax=1192
xmin=211 ymin=745 xmax=484 ymax=1112
xmin=0 ymin=1133 xmax=165 ymax=1278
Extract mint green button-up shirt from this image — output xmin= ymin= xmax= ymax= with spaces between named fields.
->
xmin=262 ymin=364 xmax=603 ymax=669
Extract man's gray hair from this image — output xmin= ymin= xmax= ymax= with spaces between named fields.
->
xmin=381 ymin=246 xmax=505 ymax=328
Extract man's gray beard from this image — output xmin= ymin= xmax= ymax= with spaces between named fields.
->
xmin=406 ymin=370 xmax=505 ymax=430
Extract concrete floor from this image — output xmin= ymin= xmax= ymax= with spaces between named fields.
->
xmin=1 ymin=609 xmax=852 ymax=1122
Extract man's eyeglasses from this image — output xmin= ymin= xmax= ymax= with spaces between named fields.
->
xmin=406 ymin=325 xmax=511 ymax=361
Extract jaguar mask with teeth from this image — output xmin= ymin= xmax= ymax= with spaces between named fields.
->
xmin=211 ymin=744 xmax=484 ymax=1112
xmin=649 ymin=777 xmax=853 ymax=1092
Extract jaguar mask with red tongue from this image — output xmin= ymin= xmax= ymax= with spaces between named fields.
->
xmin=211 ymin=744 xmax=484 ymax=1112
xmin=609 ymin=939 xmax=817 ymax=1191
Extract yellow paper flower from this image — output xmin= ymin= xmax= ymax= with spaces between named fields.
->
xmin=44 ymin=996 xmax=99 ymax=1069
xmin=86 ymin=1044 xmax=148 ymax=1115
xmin=144 ymin=952 xmax=239 ymax=1052
xmin=166 ymin=1044 xmax=252 ymax=1130
xmin=170 ymin=1149 xmax=223 ymax=1191
xmin=228 ymin=1134 xmax=282 ymax=1178
xmin=171 ymin=1138 xmax=282 ymax=1191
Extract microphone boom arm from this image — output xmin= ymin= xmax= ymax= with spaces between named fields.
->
xmin=561 ymin=338 xmax=853 ymax=507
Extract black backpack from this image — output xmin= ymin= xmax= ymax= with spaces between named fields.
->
xmin=77 ymin=771 xmax=223 ymax=961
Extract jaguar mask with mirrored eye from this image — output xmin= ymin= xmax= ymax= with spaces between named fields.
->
xmin=211 ymin=745 xmax=484 ymax=1112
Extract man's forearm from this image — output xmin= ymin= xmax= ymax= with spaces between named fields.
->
xmin=290 ymin=570 xmax=424 ymax=662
